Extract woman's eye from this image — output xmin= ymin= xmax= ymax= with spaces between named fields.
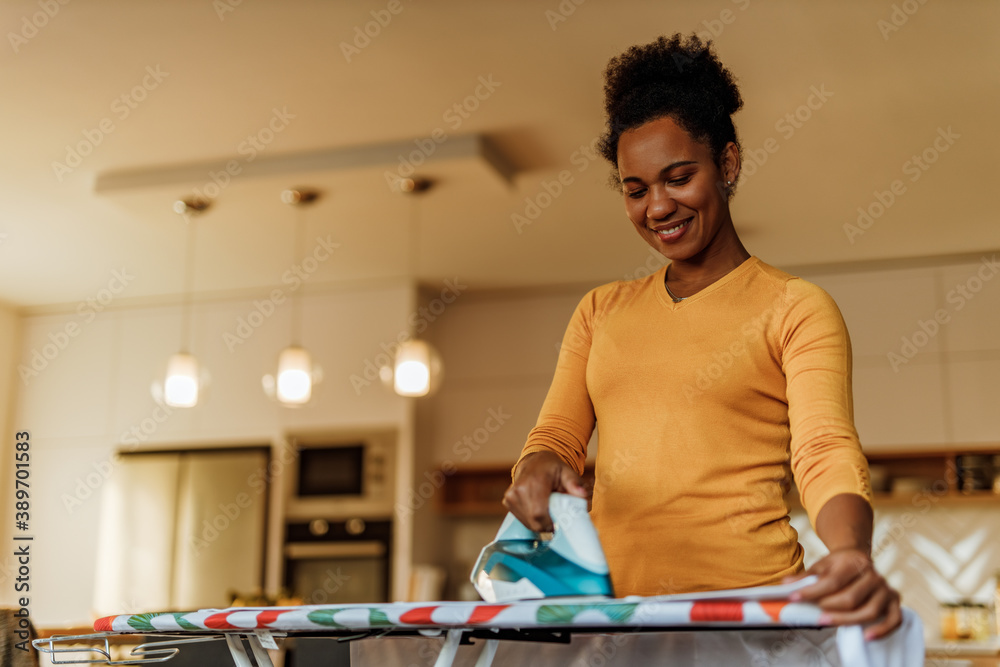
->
xmin=668 ymin=175 xmax=691 ymax=186
xmin=626 ymin=189 xmax=646 ymax=199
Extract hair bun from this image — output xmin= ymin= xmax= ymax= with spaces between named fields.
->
xmin=599 ymin=33 xmax=744 ymax=185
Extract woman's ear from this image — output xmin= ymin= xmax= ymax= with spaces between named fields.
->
xmin=721 ymin=141 xmax=741 ymax=186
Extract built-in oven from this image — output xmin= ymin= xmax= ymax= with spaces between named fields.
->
xmin=283 ymin=517 xmax=392 ymax=604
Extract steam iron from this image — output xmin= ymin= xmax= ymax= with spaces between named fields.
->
xmin=471 ymin=493 xmax=614 ymax=602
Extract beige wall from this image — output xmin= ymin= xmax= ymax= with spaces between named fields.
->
xmin=805 ymin=256 xmax=1000 ymax=449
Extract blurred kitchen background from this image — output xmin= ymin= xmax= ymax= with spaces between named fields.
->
xmin=0 ymin=1 xmax=998 ymax=662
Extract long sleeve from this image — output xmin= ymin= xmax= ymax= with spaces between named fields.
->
xmin=514 ymin=290 xmax=599 ymax=477
xmin=779 ymin=280 xmax=872 ymax=529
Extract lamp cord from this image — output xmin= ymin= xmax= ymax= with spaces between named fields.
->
xmin=409 ymin=195 xmax=420 ymax=278
xmin=291 ymin=205 xmax=305 ymax=345
xmin=179 ymin=217 xmax=197 ymax=353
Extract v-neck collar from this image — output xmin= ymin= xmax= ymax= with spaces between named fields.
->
xmin=655 ymin=256 xmax=759 ymax=310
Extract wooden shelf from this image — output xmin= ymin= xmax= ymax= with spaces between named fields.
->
xmin=867 ymin=490 xmax=1000 ymax=507
xmin=436 ymin=466 xmax=511 ymax=516
xmin=436 ymin=464 xmax=595 ymax=516
xmin=866 ymin=448 xmax=999 ymax=496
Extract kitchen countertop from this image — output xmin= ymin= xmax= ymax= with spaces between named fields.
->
xmin=925 ymin=638 xmax=1000 ymax=656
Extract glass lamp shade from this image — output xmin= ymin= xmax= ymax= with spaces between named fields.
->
xmin=276 ymin=346 xmax=312 ymax=404
xmin=393 ymin=339 xmax=441 ymax=397
xmin=164 ymin=353 xmax=200 ymax=408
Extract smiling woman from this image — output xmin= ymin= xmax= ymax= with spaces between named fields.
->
xmin=502 ymin=33 xmax=904 ymax=642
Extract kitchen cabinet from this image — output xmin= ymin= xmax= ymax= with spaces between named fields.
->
xmin=865 ymin=446 xmax=1000 ymax=503
xmin=436 ymin=464 xmax=596 ymax=515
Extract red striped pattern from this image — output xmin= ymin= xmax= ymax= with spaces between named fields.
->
xmin=690 ymin=602 xmax=743 ymax=622
xmin=204 ymin=612 xmax=237 ymax=629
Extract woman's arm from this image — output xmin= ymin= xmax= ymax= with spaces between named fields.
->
xmin=504 ymin=289 xmax=600 ymax=532
xmin=778 ymin=281 xmax=901 ymax=639
xmin=788 ymin=493 xmax=902 ymax=639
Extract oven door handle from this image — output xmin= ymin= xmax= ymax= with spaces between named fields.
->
xmin=284 ymin=541 xmax=386 ymax=559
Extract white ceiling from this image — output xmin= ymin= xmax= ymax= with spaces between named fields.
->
xmin=1 ymin=0 xmax=997 ymax=309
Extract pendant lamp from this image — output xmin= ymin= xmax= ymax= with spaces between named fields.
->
xmin=158 ymin=197 xmax=209 ymax=408
xmin=387 ymin=177 xmax=443 ymax=398
xmin=262 ymin=188 xmax=323 ymax=406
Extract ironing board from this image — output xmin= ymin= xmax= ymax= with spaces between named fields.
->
xmin=33 ymin=595 xmax=829 ymax=666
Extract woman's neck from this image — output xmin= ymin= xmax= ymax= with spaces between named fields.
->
xmin=667 ymin=224 xmax=751 ymax=291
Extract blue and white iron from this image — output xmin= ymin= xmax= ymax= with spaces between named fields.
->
xmin=471 ymin=493 xmax=614 ymax=602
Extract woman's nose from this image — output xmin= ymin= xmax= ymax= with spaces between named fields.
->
xmin=647 ymin=186 xmax=676 ymax=220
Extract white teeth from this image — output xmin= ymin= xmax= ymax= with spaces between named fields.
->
xmin=656 ymin=220 xmax=689 ymax=235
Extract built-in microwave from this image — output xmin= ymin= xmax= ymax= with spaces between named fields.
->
xmin=284 ymin=431 xmax=395 ymax=520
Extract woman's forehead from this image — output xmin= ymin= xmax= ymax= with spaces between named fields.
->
xmin=617 ymin=117 xmax=712 ymax=173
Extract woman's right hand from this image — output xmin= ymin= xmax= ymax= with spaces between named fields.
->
xmin=502 ymin=451 xmax=589 ymax=533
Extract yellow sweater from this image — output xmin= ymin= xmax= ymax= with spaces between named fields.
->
xmin=516 ymin=257 xmax=872 ymax=596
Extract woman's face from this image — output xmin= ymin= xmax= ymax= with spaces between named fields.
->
xmin=617 ymin=116 xmax=737 ymax=262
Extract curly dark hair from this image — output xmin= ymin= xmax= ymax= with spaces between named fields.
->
xmin=598 ymin=34 xmax=743 ymax=191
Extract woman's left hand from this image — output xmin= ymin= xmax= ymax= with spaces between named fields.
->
xmin=785 ymin=548 xmax=902 ymax=640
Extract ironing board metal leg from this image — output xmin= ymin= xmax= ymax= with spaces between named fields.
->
xmin=224 ymin=634 xmax=256 ymax=667
xmin=432 ymin=629 xmax=464 ymax=667
xmin=473 ymin=638 xmax=499 ymax=667
xmin=247 ymin=634 xmax=275 ymax=667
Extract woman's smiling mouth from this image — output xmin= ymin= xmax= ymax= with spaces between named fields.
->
xmin=652 ymin=218 xmax=692 ymax=240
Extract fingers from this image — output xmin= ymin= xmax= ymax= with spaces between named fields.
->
xmin=790 ymin=560 xmax=849 ymax=602
xmin=812 ymin=565 xmax=880 ymax=612
xmin=791 ymin=550 xmax=871 ymax=603
xmin=502 ymin=481 xmax=553 ymax=532
xmin=558 ymin=466 xmax=588 ymax=498
xmin=862 ymin=598 xmax=903 ymax=641
xmin=822 ymin=585 xmax=903 ymax=640
xmin=503 ymin=453 xmax=587 ymax=532
xmin=795 ymin=550 xmax=903 ymax=639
